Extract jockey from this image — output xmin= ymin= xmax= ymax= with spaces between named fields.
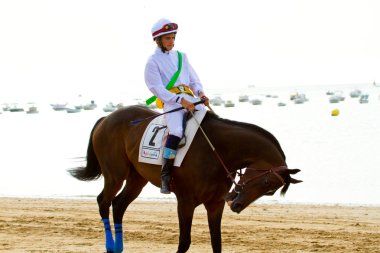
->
xmin=144 ymin=18 xmax=210 ymax=194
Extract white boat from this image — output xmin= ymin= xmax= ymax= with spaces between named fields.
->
xmin=83 ymin=101 xmax=97 ymax=110
xmin=277 ymin=102 xmax=286 ymax=107
xmin=294 ymin=97 xmax=305 ymax=104
xmin=332 ymin=90 xmax=345 ymax=101
xmin=51 ymin=103 xmax=68 ymax=111
xmin=103 ymin=102 xmax=118 ymax=112
xmin=292 ymin=93 xmax=308 ymax=104
xmin=9 ymin=104 xmax=24 ymax=112
xmin=224 ymin=100 xmax=235 ymax=107
xmin=350 ymin=89 xmax=362 ymax=98
xmin=66 ymin=108 xmax=81 ymax=113
xmin=238 ymin=95 xmax=249 ymax=102
xmin=329 ymin=96 xmax=340 ymax=103
xmin=2 ymin=103 xmax=10 ymax=111
xmin=359 ymin=94 xmax=369 ymax=104
xmin=210 ymin=96 xmax=224 ymax=106
xmin=26 ymin=106 xmax=39 ymax=114
xmin=251 ymin=99 xmax=262 ymax=105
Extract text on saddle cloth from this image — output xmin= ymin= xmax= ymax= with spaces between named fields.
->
xmin=138 ymin=108 xmax=207 ymax=167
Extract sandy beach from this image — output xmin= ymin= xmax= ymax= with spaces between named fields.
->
xmin=0 ymin=198 xmax=379 ymax=253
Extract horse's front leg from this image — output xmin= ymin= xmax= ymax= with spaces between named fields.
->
xmin=176 ymin=198 xmax=195 ymax=253
xmin=204 ymin=200 xmax=225 ymax=253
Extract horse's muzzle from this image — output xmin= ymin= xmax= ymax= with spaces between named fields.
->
xmin=230 ymin=202 xmax=243 ymax=213
xmin=225 ymin=191 xmax=242 ymax=213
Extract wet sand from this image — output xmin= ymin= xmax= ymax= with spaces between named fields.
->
xmin=0 ymin=197 xmax=379 ymax=252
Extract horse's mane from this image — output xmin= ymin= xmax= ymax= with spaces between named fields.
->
xmin=205 ymin=112 xmax=286 ymax=160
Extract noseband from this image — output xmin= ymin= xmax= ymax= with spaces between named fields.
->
xmin=230 ymin=165 xmax=287 ymax=193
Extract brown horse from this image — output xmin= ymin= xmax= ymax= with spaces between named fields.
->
xmin=69 ymin=105 xmax=301 ymax=253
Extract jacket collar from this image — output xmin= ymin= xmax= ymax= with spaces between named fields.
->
xmin=155 ymin=47 xmax=175 ymax=55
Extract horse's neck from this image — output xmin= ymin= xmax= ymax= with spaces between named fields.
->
xmin=207 ymin=123 xmax=256 ymax=169
xmin=206 ymin=118 xmax=283 ymax=171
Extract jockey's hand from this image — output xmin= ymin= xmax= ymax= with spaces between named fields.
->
xmin=199 ymin=92 xmax=210 ymax=107
xmin=180 ymin=98 xmax=195 ymax=112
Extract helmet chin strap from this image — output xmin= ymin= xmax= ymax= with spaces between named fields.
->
xmin=156 ymin=38 xmax=165 ymax=53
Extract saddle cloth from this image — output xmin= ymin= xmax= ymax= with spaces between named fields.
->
xmin=138 ymin=108 xmax=207 ymax=167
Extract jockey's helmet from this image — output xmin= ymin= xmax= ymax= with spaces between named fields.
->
xmin=151 ymin=19 xmax=178 ymax=41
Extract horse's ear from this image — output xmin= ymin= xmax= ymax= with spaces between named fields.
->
xmin=287 ymin=169 xmax=301 ymax=174
xmin=290 ymin=178 xmax=302 ymax=184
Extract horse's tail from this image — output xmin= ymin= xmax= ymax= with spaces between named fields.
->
xmin=68 ymin=117 xmax=105 ymax=181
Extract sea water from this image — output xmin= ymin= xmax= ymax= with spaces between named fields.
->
xmin=0 ymin=84 xmax=379 ymax=206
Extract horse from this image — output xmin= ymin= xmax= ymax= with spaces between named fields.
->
xmin=69 ymin=105 xmax=302 ymax=253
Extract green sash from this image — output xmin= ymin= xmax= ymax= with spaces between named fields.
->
xmin=145 ymin=51 xmax=183 ymax=105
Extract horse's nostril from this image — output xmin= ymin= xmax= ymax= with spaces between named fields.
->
xmin=232 ymin=202 xmax=242 ymax=213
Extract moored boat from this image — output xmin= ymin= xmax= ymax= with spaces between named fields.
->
xmin=83 ymin=100 xmax=97 ymax=110
xmin=238 ymin=95 xmax=249 ymax=102
xmin=251 ymin=99 xmax=262 ymax=105
xmin=224 ymin=100 xmax=235 ymax=107
xmin=350 ymin=89 xmax=362 ymax=98
xmin=26 ymin=106 xmax=39 ymax=114
xmin=359 ymin=94 xmax=369 ymax=103
xmin=9 ymin=104 xmax=24 ymax=112
xmin=51 ymin=103 xmax=68 ymax=111
xmin=103 ymin=102 xmax=118 ymax=112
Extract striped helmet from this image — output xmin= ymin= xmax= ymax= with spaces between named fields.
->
xmin=151 ymin=18 xmax=178 ymax=40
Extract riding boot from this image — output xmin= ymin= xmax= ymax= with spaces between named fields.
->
xmin=160 ymin=135 xmax=181 ymax=194
xmin=160 ymin=157 xmax=174 ymax=194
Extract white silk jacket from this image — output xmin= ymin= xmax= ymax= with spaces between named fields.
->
xmin=144 ymin=48 xmax=204 ymax=104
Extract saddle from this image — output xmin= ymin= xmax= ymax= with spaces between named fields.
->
xmin=138 ymin=108 xmax=207 ymax=167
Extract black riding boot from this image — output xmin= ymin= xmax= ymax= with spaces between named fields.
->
xmin=160 ymin=158 xmax=174 ymax=194
xmin=160 ymin=135 xmax=181 ymax=194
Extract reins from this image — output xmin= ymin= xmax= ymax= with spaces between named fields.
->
xmin=189 ymin=110 xmax=287 ymax=190
xmin=130 ymin=100 xmax=205 ymax=125
xmin=189 ymin=110 xmax=239 ymax=186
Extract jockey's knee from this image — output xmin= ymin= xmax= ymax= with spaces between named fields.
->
xmin=169 ymin=128 xmax=183 ymax=140
xmin=165 ymin=134 xmax=181 ymax=150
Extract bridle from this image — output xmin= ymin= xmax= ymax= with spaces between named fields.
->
xmin=233 ymin=165 xmax=288 ymax=189
xmin=225 ymin=165 xmax=288 ymax=194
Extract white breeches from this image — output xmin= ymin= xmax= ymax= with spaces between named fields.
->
xmin=164 ymin=94 xmax=205 ymax=138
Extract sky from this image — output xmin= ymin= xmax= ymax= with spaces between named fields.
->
xmin=0 ymin=0 xmax=379 ymax=102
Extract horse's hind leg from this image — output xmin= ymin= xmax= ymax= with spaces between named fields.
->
xmin=97 ymin=175 xmax=125 ymax=253
xmin=111 ymin=167 xmax=148 ymax=253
